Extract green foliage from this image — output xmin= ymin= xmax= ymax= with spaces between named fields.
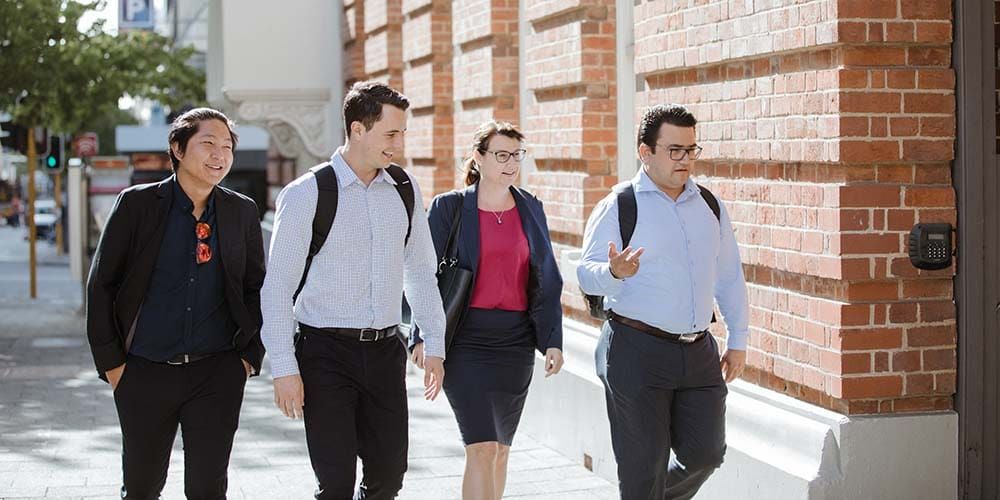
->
xmin=0 ymin=0 xmax=205 ymax=133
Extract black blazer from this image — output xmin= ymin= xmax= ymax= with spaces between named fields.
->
xmin=86 ymin=176 xmax=266 ymax=380
xmin=411 ymin=182 xmax=564 ymax=353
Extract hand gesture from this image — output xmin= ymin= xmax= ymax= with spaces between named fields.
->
xmin=608 ymin=242 xmax=645 ymax=279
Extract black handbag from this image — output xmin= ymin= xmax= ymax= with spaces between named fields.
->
xmin=437 ymin=195 xmax=474 ymax=350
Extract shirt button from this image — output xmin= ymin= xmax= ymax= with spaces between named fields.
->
xmin=189 ymin=278 xmax=195 ymax=283
xmin=186 ymin=307 xmax=192 ymax=312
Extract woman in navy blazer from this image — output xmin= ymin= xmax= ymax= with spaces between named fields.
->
xmin=411 ymin=121 xmax=564 ymax=500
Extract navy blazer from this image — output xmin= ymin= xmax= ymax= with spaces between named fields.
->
xmin=410 ymin=182 xmax=564 ymax=353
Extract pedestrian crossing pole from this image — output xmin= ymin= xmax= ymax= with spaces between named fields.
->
xmin=26 ymin=126 xmax=37 ymax=299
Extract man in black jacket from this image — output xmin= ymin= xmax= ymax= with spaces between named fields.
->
xmin=86 ymin=108 xmax=265 ymax=499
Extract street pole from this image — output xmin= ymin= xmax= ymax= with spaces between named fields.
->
xmin=26 ymin=126 xmax=37 ymax=299
xmin=54 ymin=169 xmax=63 ymax=255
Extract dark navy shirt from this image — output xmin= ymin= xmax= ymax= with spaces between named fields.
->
xmin=132 ymin=178 xmax=237 ymax=361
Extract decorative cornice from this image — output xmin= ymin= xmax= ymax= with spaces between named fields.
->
xmin=225 ymin=89 xmax=335 ymax=159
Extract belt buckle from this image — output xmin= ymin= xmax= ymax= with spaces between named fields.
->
xmin=677 ymin=333 xmax=699 ymax=343
xmin=359 ymin=328 xmax=379 ymax=342
xmin=167 ymin=354 xmax=191 ymax=365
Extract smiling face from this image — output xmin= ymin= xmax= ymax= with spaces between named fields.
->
xmin=349 ymin=104 xmax=407 ymax=171
xmin=639 ymin=123 xmax=696 ymax=196
xmin=473 ymin=134 xmax=524 ymax=189
xmin=171 ymin=119 xmax=234 ymax=190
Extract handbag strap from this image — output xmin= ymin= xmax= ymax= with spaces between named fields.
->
xmin=441 ymin=194 xmax=464 ymax=265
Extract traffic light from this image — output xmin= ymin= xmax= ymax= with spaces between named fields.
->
xmin=45 ymin=136 xmax=62 ymax=170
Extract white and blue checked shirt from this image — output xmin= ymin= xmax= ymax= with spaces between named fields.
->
xmin=261 ymin=149 xmax=446 ymax=378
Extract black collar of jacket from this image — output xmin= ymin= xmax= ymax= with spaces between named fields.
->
xmin=150 ymin=175 xmax=241 ymax=276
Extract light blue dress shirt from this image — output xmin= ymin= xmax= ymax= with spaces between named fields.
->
xmin=577 ymin=168 xmax=749 ymax=350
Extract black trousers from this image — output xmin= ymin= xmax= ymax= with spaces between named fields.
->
xmin=113 ymin=350 xmax=247 ymax=500
xmin=297 ymin=326 xmax=408 ymax=500
xmin=595 ymin=320 xmax=728 ymax=500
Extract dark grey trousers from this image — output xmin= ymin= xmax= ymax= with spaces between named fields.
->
xmin=596 ymin=319 xmax=728 ymax=500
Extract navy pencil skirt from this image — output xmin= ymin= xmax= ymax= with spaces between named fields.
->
xmin=442 ymin=308 xmax=535 ymax=446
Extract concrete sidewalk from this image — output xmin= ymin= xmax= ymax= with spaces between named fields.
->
xmin=0 ymin=227 xmax=617 ymax=499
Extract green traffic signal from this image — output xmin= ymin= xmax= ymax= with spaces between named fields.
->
xmin=46 ymin=155 xmax=57 ymax=168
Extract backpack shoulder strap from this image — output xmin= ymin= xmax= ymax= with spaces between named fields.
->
xmin=697 ymin=184 xmax=721 ymax=222
xmin=294 ymin=163 xmax=338 ymax=302
xmin=614 ymin=182 xmax=637 ymax=248
xmin=384 ymin=164 xmax=415 ymax=245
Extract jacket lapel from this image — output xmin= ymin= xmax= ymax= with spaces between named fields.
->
xmin=136 ymin=177 xmax=173 ymax=261
xmin=460 ymin=183 xmax=480 ymax=277
xmin=510 ymin=186 xmax=541 ymax=265
xmin=213 ymin=188 xmax=238 ymax=281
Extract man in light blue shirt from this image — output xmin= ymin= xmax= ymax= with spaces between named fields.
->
xmin=578 ymin=104 xmax=749 ymax=500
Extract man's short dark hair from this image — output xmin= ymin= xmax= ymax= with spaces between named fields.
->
xmin=343 ymin=81 xmax=410 ymax=134
xmin=637 ymin=104 xmax=697 ymax=153
xmin=167 ymin=108 xmax=238 ymax=171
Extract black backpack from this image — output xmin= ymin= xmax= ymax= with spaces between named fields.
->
xmin=292 ymin=162 xmax=416 ymax=302
xmin=582 ymin=182 xmax=721 ymax=320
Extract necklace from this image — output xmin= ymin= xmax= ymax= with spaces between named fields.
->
xmin=490 ymin=209 xmax=505 ymax=225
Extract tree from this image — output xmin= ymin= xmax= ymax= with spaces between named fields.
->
xmin=0 ymin=0 xmax=205 ymax=298
xmin=0 ymin=0 xmax=205 ymax=134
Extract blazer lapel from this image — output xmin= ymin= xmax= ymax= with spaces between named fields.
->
xmin=460 ymin=183 xmax=481 ymax=277
xmin=213 ymin=188 xmax=238 ymax=281
xmin=510 ymin=187 xmax=541 ymax=265
xmin=136 ymin=177 xmax=173 ymax=261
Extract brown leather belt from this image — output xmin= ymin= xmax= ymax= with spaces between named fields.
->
xmin=300 ymin=323 xmax=399 ymax=342
xmin=607 ymin=311 xmax=707 ymax=344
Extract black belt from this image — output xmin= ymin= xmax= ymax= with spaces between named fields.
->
xmin=608 ymin=311 xmax=707 ymax=344
xmin=163 ymin=352 xmax=220 ymax=365
xmin=300 ymin=323 xmax=399 ymax=342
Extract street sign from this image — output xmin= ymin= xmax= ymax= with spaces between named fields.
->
xmin=73 ymin=133 xmax=98 ymax=157
xmin=119 ymin=0 xmax=154 ymax=30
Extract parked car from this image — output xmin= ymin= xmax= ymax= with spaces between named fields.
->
xmin=32 ymin=199 xmax=58 ymax=242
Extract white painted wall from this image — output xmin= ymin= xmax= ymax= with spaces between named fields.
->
xmin=520 ymin=320 xmax=959 ymax=500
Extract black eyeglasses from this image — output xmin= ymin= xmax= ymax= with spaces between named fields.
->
xmin=656 ymin=145 xmax=703 ymax=161
xmin=479 ymin=148 xmax=527 ymax=163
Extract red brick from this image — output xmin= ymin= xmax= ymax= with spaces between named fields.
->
xmin=906 ymin=324 xmax=957 ymax=347
xmin=892 ymin=351 xmax=922 ymax=372
xmin=901 ymin=279 xmax=953 ymax=298
xmin=839 ymin=185 xmax=901 ymax=207
xmin=839 ymin=140 xmax=900 ymax=162
xmin=842 ymin=375 xmax=903 ymax=398
xmin=903 ymin=93 xmax=954 ymax=113
xmin=923 ymin=348 xmax=955 ymax=370
xmin=905 ymin=373 xmax=934 ymax=395
xmin=840 ymin=233 xmax=900 ymax=254
xmin=840 ymin=92 xmax=901 ymax=113
xmin=902 ymin=140 xmax=954 ymax=161
xmin=904 ymin=187 xmax=955 ymax=207
xmin=889 ymin=303 xmax=918 ymax=324
xmin=837 ymin=328 xmax=904 ymax=350
xmin=919 ymin=301 xmax=955 ymax=322
xmin=900 ymin=0 xmax=951 ymax=20
xmin=838 ymin=0 xmax=897 ymax=18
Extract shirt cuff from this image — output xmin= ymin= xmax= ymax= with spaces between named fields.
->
xmin=726 ymin=331 xmax=748 ymax=351
xmin=598 ymin=263 xmax=626 ymax=296
xmin=268 ymin=352 xmax=300 ymax=379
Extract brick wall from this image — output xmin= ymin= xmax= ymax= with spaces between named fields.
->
xmin=451 ymin=0 xmax=520 ymax=178
xmin=345 ymin=0 xmax=960 ymax=415
xmin=633 ymin=0 xmax=956 ymax=414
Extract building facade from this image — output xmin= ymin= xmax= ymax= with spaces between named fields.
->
xmin=207 ymin=0 xmax=999 ymax=497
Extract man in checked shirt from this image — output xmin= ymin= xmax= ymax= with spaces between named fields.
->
xmin=261 ymin=82 xmax=447 ymax=500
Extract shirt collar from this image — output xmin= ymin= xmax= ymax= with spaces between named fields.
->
xmin=632 ymin=167 xmax=699 ymax=200
xmin=170 ymin=175 xmax=216 ymax=216
xmin=330 ymin=148 xmax=396 ymax=188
